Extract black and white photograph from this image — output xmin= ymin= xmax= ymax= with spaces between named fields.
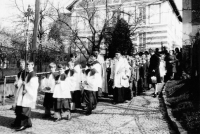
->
xmin=0 ymin=0 xmax=199 ymax=133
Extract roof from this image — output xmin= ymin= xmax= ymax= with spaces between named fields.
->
xmin=65 ymin=0 xmax=183 ymax=22
xmin=66 ymin=0 xmax=79 ymax=11
xmin=168 ymin=0 xmax=182 ymax=22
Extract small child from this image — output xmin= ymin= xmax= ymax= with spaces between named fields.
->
xmin=65 ymin=62 xmax=76 ymax=111
xmin=41 ymin=62 xmax=58 ymax=118
xmin=53 ymin=64 xmax=71 ymax=122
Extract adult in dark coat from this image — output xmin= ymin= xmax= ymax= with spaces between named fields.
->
xmin=165 ymin=50 xmax=177 ymax=80
xmin=175 ymin=48 xmax=182 ymax=79
xmin=148 ymin=48 xmax=161 ymax=97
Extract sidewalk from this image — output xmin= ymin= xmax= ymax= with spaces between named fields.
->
xmin=0 ymin=89 xmax=177 ymax=134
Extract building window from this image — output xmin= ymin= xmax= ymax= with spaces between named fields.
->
xmin=139 ymin=32 xmax=146 ymax=51
xmin=139 ymin=7 xmax=146 ymax=24
xmin=149 ymin=4 xmax=161 ymax=24
xmin=112 ymin=0 xmax=120 ymax=3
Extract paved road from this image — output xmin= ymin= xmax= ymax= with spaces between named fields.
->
xmin=0 ymin=89 xmax=176 ymax=134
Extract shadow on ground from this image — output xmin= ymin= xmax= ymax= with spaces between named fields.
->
xmin=158 ymin=96 xmax=180 ymax=134
xmin=0 ymin=115 xmax=15 ymax=129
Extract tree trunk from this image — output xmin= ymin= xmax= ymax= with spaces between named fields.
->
xmin=31 ymin=0 xmax=40 ymax=63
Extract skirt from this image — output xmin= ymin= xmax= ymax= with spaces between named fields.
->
xmin=43 ymin=93 xmax=54 ymax=109
xmin=113 ymin=87 xmax=125 ymax=103
xmin=14 ymin=106 xmax=32 ymax=127
xmin=124 ymin=87 xmax=132 ymax=100
xmin=72 ymin=90 xmax=82 ymax=108
xmin=54 ymin=98 xmax=71 ymax=111
xmin=82 ymin=90 xmax=96 ymax=111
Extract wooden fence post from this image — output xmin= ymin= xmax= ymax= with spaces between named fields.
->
xmin=3 ymin=77 xmax=6 ymax=105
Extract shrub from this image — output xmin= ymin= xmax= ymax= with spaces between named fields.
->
xmin=172 ymin=101 xmax=194 ymax=118
xmin=182 ymin=111 xmax=200 ymax=132
xmin=166 ymin=93 xmax=191 ymax=106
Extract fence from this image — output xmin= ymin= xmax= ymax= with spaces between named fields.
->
xmin=1 ymin=71 xmax=52 ymax=105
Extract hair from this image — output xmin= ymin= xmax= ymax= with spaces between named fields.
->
xmin=155 ymin=48 xmax=159 ymax=53
xmin=57 ymin=64 xmax=64 ymax=69
xmin=49 ymin=62 xmax=56 ymax=68
xmin=90 ymin=53 xmax=98 ymax=59
xmin=115 ymin=49 xmax=121 ymax=54
xmin=70 ymin=53 xmax=77 ymax=58
xmin=93 ymin=48 xmax=99 ymax=52
xmin=139 ymin=52 xmax=143 ymax=56
xmin=175 ymin=47 xmax=180 ymax=53
xmin=27 ymin=61 xmax=34 ymax=66
xmin=144 ymin=51 xmax=149 ymax=55
xmin=19 ymin=59 xmax=25 ymax=63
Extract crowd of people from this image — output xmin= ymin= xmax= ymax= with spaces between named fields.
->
xmin=10 ymin=47 xmax=182 ymax=131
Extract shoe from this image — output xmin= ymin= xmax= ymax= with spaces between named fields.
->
xmin=85 ymin=111 xmax=91 ymax=116
xmin=11 ymin=123 xmax=18 ymax=128
xmin=152 ymin=93 xmax=156 ymax=98
xmin=42 ymin=115 xmax=51 ymax=119
xmin=67 ymin=113 xmax=71 ymax=120
xmin=15 ymin=126 xmax=27 ymax=131
xmin=54 ymin=118 xmax=61 ymax=122
xmin=112 ymin=102 xmax=116 ymax=105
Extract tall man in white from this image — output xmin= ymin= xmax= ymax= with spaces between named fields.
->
xmin=93 ymin=48 xmax=108 ymax=98
xmin=110 ymin=50 xmax=131 ymax=104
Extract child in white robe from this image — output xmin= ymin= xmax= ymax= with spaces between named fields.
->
xmin=53 ymin=64 xmax=71 ymax=122
xmin=40 ymin=62 xmax=58 ymax=118
xmin=13 ymin=61 xmax=39 ymax=131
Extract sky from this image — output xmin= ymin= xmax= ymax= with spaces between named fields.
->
xmin=0 ymin=0 xmax=73 ymax=29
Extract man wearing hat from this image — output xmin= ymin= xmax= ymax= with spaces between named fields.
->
xmin=110 ymin=50 xmax=131 ymax=104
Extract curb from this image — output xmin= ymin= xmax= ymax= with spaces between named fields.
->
xmin=163 ymin=94 xmax=188 ymax=134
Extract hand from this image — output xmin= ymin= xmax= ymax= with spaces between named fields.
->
xmin=109 ymin=78 xmax=113 ymax=82
xmin=122 ymin=75 xmax=128 ymax=80
xmin=15 ymin=84 xmax=18 ymax=89
xmin=22 ymin=90 xmax=27 ymax=95
xmin=22 ymin=81 xmax=26 ymax=86
xmin=84 ymin=81 xmax=88 ymax=85
xmin=117 ymin=70 xmax=121 ymax=74
xmin=46 ymin=87 xmax=51 ymax=91
xmin=55 ymin=81 xmax=60 ymax=84
xmin=41 ymin=76 xmax=46 ymax=79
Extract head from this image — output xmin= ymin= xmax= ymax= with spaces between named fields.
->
xmin=27 ymin=61 xmax=34 ymax=72
xmin=149 ymin=49 xmax=154 ymax=55
xmin=49 ymin=62 xmax=56 ymax=73
xmin=139 ymin=52 xmax=143 ymax=57
xmin=70 ymin=53 xmax=77 ymax=63
xmin=19 ymin=59 xmax=25 ymax=70
xmin=93 ymin=48 xmax=99 ymax=57
xmin=155 ymin=48 xmax=159 ymax=54
xmin=169 ymin=50 xmax=173 ymax=55
xmin=175 ymin=47 xmax=179 ymax=53
xmin=90 ymin=53 xmax=98 ymax=62
xmin=160 ymin=54 xmax=165 ymax=60
xmin=144 ymin=51 xmax=149 ymax=56
xmin=115 ymin=51 xmax=122 ymax=60
xmin=57 ymin=64 xmax=65 ymax=74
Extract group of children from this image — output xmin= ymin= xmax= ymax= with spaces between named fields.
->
xmin=11 ymin=53 xmax=102 ymax=131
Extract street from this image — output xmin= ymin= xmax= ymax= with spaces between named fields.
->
xmin=0 ymin=89 xmax=177 ymax=134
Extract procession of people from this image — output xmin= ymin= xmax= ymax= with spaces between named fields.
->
xmin=11 ymin=46 xmax=182 ymax=131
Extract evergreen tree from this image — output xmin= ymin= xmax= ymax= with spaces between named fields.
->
xmin=107 ymin=18 xmax=133 ymax=58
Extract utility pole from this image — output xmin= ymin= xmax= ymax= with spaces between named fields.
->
xmin=32 ymin=0 xmax=40 ymax=63
xmin=24 ymin=5 xmax=33 ymax=71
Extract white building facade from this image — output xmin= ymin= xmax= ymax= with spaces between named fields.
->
xmin=67 ymin=0 xmax=182 ymax=53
